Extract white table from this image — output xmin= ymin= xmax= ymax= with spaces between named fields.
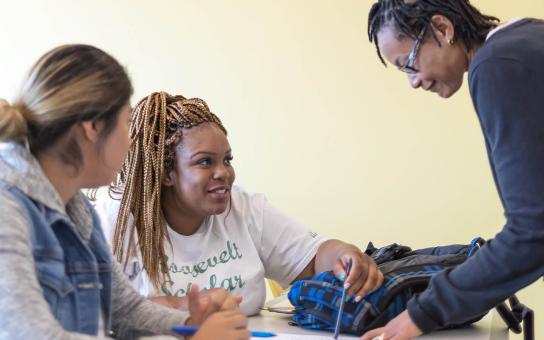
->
xmin=249 ymin=296 xmax=509 ymax=339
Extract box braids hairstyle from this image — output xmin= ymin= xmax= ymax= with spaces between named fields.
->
xmin=110 ymin=91 xmax=226 ymax=288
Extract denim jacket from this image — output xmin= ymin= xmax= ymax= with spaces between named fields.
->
xmin=0 ymin=142 xmax=187 ymax=339
xmin=5 ymin=177 xmax=113 ymax=334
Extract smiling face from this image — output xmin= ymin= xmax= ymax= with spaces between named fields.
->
xmin=163 ymin=122 xmax=235 ymax=222
xmin=376 ymin=16 xmax=472 ymax=98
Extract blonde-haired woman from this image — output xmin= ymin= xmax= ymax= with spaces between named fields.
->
xmin=0 ymin=45 xmax=248 ymax=340
xmin=95 ymin=92 xmax=384 ymax=316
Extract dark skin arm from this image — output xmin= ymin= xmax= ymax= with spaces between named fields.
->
xmin=150 ymin=240 xmax=383 ymax=308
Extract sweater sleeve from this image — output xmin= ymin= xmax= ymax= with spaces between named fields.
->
xmin=110 ymin=260 xmax=189 ymax=338
xmin=407 ymin=57 xmax=544 ymax=332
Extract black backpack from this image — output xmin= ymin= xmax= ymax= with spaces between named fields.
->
xmin=287 ymin=238 xmax=534 ymax=339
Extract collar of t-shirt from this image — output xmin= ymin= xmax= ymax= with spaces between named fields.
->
xmin=486 ymin=17 xmax=524 ymax=41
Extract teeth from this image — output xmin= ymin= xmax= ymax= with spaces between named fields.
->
xmin=211 ymin=189 xmax=227 ymax=194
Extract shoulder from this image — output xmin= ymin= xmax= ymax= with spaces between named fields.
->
xmin=0 ymin=182 xmax=32 ymax=243
xmin=229 ymin=185 xmax=268 ymax=213
xmin=212 ymin=185 xmax=270 ymax=237
xmin=226 ymin=185 xmax=276 ymax=223
xmin=470 ymin=19 xmax=544 ymax=77
xmin=468 ymin=20 xmax=544 ymax=109
xmin=93 ymin=190 xmax=122 ymax=220
xmin=92 ymin=189 xmax=124 ymax=243
xmin=0 ymin=182 xmax=31 ymax=221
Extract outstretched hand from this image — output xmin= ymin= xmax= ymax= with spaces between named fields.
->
xmin=360 ymin=310 xmax=422 ymax=340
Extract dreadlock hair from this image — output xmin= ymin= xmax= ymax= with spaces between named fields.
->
xmin=109 ymin=91 xmax=227 ymax=289
xmin=368 ymin=0 xmax=500 ymax=65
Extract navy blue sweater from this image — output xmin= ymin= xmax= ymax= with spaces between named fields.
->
xmin=407 ymin=18 xmax=544 ymax=332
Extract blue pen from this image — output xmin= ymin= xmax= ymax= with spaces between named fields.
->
xmin=333 ymin=259 xmax=352 ymax=339
xmin=172 ymin=325 xmax=276 ymax=337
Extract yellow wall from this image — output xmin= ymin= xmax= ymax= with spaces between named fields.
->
xmin=0 ymin=1 xmax=542 ymax=338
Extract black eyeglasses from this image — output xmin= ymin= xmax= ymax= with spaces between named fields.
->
xmin=398 ymin=27 xmax=427 ymax=74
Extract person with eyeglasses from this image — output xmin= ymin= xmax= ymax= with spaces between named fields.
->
xmin=361 ymin=0 xmax=544 ymax=339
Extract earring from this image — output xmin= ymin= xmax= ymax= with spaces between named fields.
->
xmin=448 ymin=38 xmax=454 ymax=45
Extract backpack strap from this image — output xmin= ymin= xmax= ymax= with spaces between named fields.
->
xmin=364 ymin=242 xmax=412 ymax=264
xmin=496 ymin=295 xmax=534 ymax=340
xmin=466 ymin=239 xmax=534 ymax=340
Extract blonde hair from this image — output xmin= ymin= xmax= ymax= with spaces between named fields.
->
xmin=110 ymin=91 xmax=226 ymax=288
xmin=0 ymin=99 xmax=28 ymax=142
xmin=0 ymin=44 xmax=132 ymax=167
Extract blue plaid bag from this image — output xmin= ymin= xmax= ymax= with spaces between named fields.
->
xmin=288 ymin=238 xmax=493 ymax=335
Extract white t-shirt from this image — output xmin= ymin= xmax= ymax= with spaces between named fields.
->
xmin=94 ymin=186 xmax=325 ymax=315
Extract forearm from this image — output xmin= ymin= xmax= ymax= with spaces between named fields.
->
xmin=110 ymin=263 xmax=189 ymax=338
xmin=149 ymin=296 xmax=188 ymax=310
xmin=408 ymin=219 xmax=544 ymax=332
xmin=314 ymin=239 xmax=360 ymax=274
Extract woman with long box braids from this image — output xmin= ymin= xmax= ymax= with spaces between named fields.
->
xmin=94 ymin=91 xmax=384 ymax=316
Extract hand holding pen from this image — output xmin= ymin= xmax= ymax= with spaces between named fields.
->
xmin=333 ymin=247 xmax=384 ymax=303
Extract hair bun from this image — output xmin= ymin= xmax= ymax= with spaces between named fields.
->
xmin=0 ymin=98 xmax=29 ymax=142
xmin=0 ymin=99 xmax=11 ymax=111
